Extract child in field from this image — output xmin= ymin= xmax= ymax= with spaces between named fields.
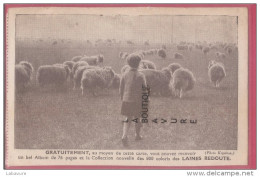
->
xmin=119 ymin=54 xmax=147 ymax=145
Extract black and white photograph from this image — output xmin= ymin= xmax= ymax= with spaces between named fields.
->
xmin=5 ymin=5 xmax=250 ymax=168
xmin=15 ymin=14 xmax=238 ymax=150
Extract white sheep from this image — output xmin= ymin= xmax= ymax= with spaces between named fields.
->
xmin=174 ymin=52 xmax=184 ymax=59
xmin=144 ymin=49 xmax=157 ymax=56
xmin=63 ymin=61 xmax=75 ymax=79
xmin=226 ymin=47 xmax=232 ymax=55
xmin=37 ymin=65 xmax=70 ymax=88
xmin=71 ymin=61 xmax=89 ymax=77
xmin=121 ymin=65 xmax=130 ymax=74
xmin=73 ymin=65 xmax=98 ymax=90
xmin=139 ymin=60 xmax=156 ymax=70
xmin=157 ymin=48 xmax=166 ymax=59
xmin=195 ymin=44 xmax=203 ymax=50
xmin=162 ymin=44 xmax=167 ymax=50
xmin=71 ymin=55 xmax=83 ymax=62
xmin=80 ymin=55 xmax=104 ymax=65
xmin=134 ymin=51 xmax=145 ymax=60
xmin=63 ymin=61 xmax=75 ymax=71
xmin=120 ymin=60 xmax=156 ymax=74
xmin=81 ymin=67 xmax=115 ymax=96
xmin=167 ymin=63 xmax=182 ymax=74
xmin=208 ymin=60 xmax=226 ymax=87
xmin=216 ymin=52 xmax=226 ymax=59
xmin=120 ymin=52 xmax=129 ymax=60
xmin=119 ymin=52 xmax=124 ymax=59
xmin=169 ymin=68 xmax=196 ymax=98
xmin=145 ymin=50 xmax=154 ymax=55
xmin=19 ymin=61 xmax=34 ymax=75
xmin=202 ymin=46 xmax=210 ymax=55
xmin=141 ymin=68 xmax=172 ymax=96
xmin=153 ymin=49 xmax=159 ymax=55
xmin=110 ymin=73 xmax=121 ymax=89
xmin=15 ymin=61 xmax=34 ymax=92
xmin=177 ymin=45 xmax=188 ymax=50
xmin=210 ymin=45 xmax=218 ymax=50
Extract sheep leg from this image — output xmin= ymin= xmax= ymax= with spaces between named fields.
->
xmin=180 ymin=89 xmax=183 ymax=98
xmin=175 ymin=89 xmax=180 ymax=97
xmin=214 ymin=82 xmax=217 ymax=87
xmin=122 ymin=117 xmax=131 ymax=138
xmin=216 ymin=81 xmax=219 ymax=88
xmin=92 ymin=89 xmax=97 ymax=96
xmin=73 ymin=81 xmax=77 ymax=90
xmin=81 ymin=87 xmax=85 ymax=96
xmin=104 ymin=87 xmax=109 ymax=95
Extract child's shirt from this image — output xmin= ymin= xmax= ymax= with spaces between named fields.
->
xmin=119 ymin=68 xmax=147 ymax=102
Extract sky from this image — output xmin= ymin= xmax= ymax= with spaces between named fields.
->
xmin=16 ymin=14 xmax=238 ymax=44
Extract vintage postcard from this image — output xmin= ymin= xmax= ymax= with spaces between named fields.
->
xmin=4 ymin=4 xmax=255 ymax=169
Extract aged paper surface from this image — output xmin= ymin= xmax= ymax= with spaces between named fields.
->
xmin=6 ymin=6 xmax=248 ymax=167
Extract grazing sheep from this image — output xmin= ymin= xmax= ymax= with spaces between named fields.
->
xmin=167 ymin=63 xmax=182 ymax=74
xmin=220 ymin=53 xmax=226 ymax=59
xmin=19 ymin=61 xmax=34 ymax=75
xmin=157 ymin=48 xmax=166 ymax=59
xmin=97 ymin=54 xmax=104 ymax=63
xmin=177 ymin=45 xmax=188 ymax=50
xmin=145 ymin=49 xmax=154 ymax=56
xmin=121 ymin=60 xmax=156 ymax=74
xmin=63 ymin=61 xmax=75 ymax=71
xmin=71 ymin=55 xmax=83 ymax=62
xmin=226 ymin=47 xmax=232 ymax=55
xmin=169 ymin=68 xmax=196 ymax=98
xmin=53 ymin=63 xmax=71 ymax=79
xmin=208 ymin=60 xmax=226 ymax=87
xmin=162 ymin=44 xmax=167 ymax=50
xmin=119 ymin=52 xmax=129 ymax=60
xmin=174 ymin=52 xmax=184 ymax=59
xmin=80 ymin=55 xmax=104 ymax=66
xmin=63 ymin=61 xmax=74 ymax=80
xmin=210 ymin=45 xmax=218 ymax=50
xmin=136 ymin=51 xmax=145 ymax=60
xmin=139 ymin=60 xmax=156 ymax=70
xmin=121 ymin=65 xmax=131 ymax=74
xmin=216 ymin=52 xmax=226 ymax=59
xmin=127 ymin=40 xmax=134 ymax=45
xmin=15 ymin=61 xmax=34 ymax=92
xmin=81 ymin=67 xmax=115 ymax=96
xmin=71 ymin=61 xmax=89 ymax=77
xmin=119 ymin=52 xmax=124 ymax=59
xmin=37 ymin=65 xmax=70 ymax=88
xmin=121 ymin=52 xmax=129 ymax=60
xmin=195 ymin=44 xmax=203 ymax=50
xmin=73 ymin=65 xmax=99 ymax=90
xmin=141 ymin=68 xmax=172 ymax=96
xmin=144 ymin=41 xmax=149 ymax=46
xmin=140 ymin=53 xmax=145 ymax=60
xmin=202 ymin=46 xmax=210 ymax=55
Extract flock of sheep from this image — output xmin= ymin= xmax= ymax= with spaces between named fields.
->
xmin=15 ymin=41 xmax=229 ymax=98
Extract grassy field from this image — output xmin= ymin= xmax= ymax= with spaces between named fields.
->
xmin=15 ymin=40 xmax=238 ymax=150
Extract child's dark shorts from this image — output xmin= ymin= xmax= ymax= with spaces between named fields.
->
xmin=121 ymin=101 xmax=142 ymax=118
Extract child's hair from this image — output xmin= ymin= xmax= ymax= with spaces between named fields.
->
xmin=126 ymin=54 xmax=141 ymax=69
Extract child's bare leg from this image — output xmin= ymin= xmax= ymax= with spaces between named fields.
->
xmin=135 ymin=119 xmax=143 ymax=140
xmin=122 ymin=117 xmax=131 ymax=140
